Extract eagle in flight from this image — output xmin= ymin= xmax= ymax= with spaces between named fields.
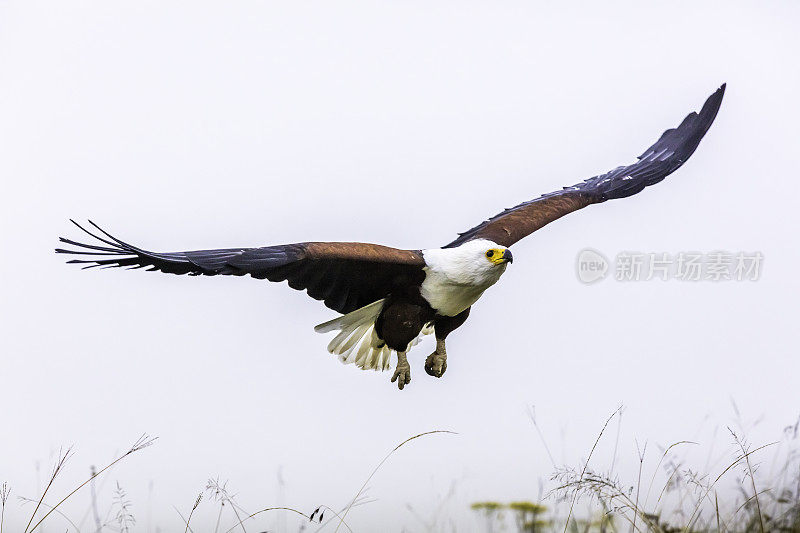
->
xmin=58 ymin=84 xmax=725 ymax=390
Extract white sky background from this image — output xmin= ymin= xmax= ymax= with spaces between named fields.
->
xmin=1 ymin=1 xmax=799 ymax=531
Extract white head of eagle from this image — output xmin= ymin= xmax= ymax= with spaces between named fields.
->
xmin=420 ymin=239 xmax=513 ymax=318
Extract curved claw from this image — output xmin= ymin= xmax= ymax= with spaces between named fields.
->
xmin=391 ymin=363 xmax=411 ymax=390
xmin=424 ymin=352 xmax=447 ymax=378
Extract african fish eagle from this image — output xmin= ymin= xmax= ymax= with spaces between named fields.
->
xmin=57 ymin=84 xmax=725 ymax=390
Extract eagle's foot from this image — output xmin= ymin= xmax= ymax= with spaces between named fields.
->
xmin=424 ymin=352 xmax=447 ymax=378
xmin=391 ymin=352 xmax=411 ymax=390
xmin=425 ymin=339 xmax=448 ymax=378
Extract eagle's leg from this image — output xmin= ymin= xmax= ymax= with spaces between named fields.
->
xmin=425 ymin=307 xmax=471 ymax=378
xmin=391 ymin=351 xmax=411 ymax=390
xmin=424 ymin=339 xmax=448 ymax=378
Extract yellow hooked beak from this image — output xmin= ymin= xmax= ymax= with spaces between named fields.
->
xmin=487 ymin=248 xmax=513 ymax=265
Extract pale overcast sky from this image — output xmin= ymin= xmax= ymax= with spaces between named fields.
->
xmin=1 ymin=1 xmax=798 ymax=531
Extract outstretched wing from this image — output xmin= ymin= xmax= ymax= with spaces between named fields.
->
xmin=56 ymin=221 xmax=425 ymax=314
xmin=445 ymin=84 xmax=726 ymax=248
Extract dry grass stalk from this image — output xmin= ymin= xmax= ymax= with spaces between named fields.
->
xmin=25 ymin=433 xmax=156 ymax=533
xmin=24 ymin=446 xmax=73 ymax=532
xmin=206 ymin=477 xmax=248 ymax=533
xmin=183 ymin=492 xmax=203 ymax=533
xmin=334 ymin=429 xmax=457 ymax=533
xmin=729 ymin=429 xmax=765 ymax=533
xmin=1 ymin=482 xmax=9 ymax=533
xmin=560 ymin=406 xmax=623 ymax=533
xmin=17 ymin=495 xmax=80 ymax=532
xmin=222 ymin=506 xmax=318 ymax=533
xmin=113 ymin=481 xmax=135 ymax=533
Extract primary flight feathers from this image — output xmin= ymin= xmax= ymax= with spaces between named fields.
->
xmin=447 ymin=84 xmax=725 ymax=248
xmin=57 ymin=230 xmax=426 ymax=315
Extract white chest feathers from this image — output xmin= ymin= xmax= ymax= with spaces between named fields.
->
xmin=420 ymin=239 xmax=508 ymax=317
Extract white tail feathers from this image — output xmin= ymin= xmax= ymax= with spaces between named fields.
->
xmin=314 ymin=299 xmax=385 ymax=334
xmin=314 ymin=299 xmax=391 ymax=371
xmin=314 ymin=299 xmax=433 ymax=372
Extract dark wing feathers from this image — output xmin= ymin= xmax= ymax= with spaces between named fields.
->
xmin=56 ymin=220 xmax=425 ymax=314
xmin=445 ymin=84 xmax=725 ymax=248
xmin=58 ymin=86 xmax=725 ymax=314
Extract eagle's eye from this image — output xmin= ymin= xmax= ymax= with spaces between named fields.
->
xmin=486 ymin=250 xmax=494 ymax=258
